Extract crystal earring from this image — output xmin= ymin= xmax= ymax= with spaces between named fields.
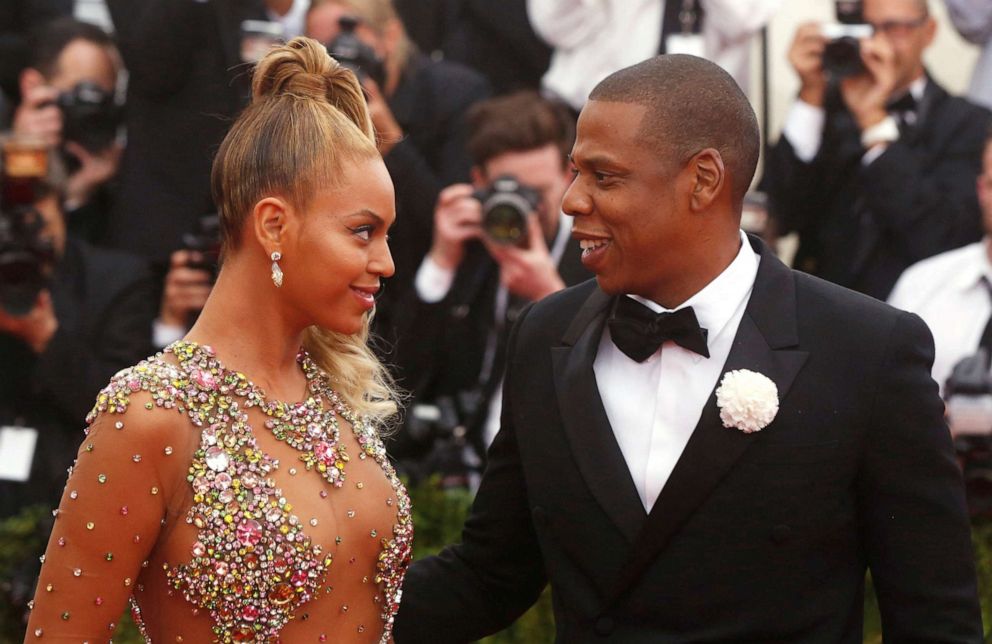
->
xmin=270 ymin=251 xmax=283 ymax=288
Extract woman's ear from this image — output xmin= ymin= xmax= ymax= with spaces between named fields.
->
xmin=687 ymin=148 xmax=726 ymax=212
xmin=251 ymin=196 xmax=294 ymax=257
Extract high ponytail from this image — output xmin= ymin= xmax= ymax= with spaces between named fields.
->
xmin=212 ymin=36 xmax=400 ymax=424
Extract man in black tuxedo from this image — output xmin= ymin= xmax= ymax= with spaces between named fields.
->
xmin=393 ymin=54 xmax=981 ymax=642
xmin=765 ymin=0 xmax=991 ymax=300
xmin=388 ymin=91 xmax=589 ymax=481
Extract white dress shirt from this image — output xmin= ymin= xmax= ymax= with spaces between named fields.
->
xmin=782 ymin=76 xmax=927 ymax=165
xmin=526 ymin=0 xmax=781 ymax=111
xmin=594 ymin=230 xmax=759 ymax=511
xmin=888 ymin=239 xmax=992 ymax=394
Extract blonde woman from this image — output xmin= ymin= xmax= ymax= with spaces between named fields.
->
xmin=24 ymin=37 xmax=412 ymax=643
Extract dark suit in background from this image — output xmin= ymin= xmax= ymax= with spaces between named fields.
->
xmin=765 ymin=77 xmax=991 ymax=300
xmin=0 ymin=0 xmax=72 ymax=113
xmin=104 ymin=0 xmax=265 ymax=264
xmin=395 ymin=235 xmax=981 ymax=642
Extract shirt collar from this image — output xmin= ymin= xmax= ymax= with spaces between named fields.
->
xmin=948 ymin=237 xmax=992 ymax=292
xmin=630 ymin=230 xmax=760 ymax=345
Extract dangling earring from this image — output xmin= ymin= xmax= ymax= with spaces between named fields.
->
xmin=270 ymin=251 xmax=283 ymax=288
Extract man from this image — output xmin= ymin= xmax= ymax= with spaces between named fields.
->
xmin=12 ymin=17 xmax=122 ymax=244
xmin=945 ymin=0 xmax=992 ymax=111
xmin=394 ymin=55 xmax=981 ymax=642
xmin=889 ymin=131 xmax=992 ymax=395
xmin=765 ymin=0 xmax=990 ymax=300
xmin=388 ymin=91 xmax=589 ymax=480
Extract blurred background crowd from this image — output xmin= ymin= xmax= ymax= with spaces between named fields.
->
xmin=2 ymin=0 xmax=992 ymax=636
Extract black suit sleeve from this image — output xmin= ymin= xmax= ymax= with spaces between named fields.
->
xmin=763 ymin=134 xmax=824 ymax=237
xmin=860 ymin=311 xmax=982 ymax=642
xmin=860 ymin=112 xmax=988 ymax=263
xmin=393 ymin=304 xmax=548 ymax=643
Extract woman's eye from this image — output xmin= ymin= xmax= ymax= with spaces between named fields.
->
xmin=352 ymin=225 xmax=373 ymax=241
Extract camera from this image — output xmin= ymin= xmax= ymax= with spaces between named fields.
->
xmin=0 ymin=139 xmax=56 ymax=317
xmin=945 ymin=349 xmax=992 ymax=517
xmin=473 ymin=175 xmax=542 ymax=247
xmin=325 ymin=15 xmax=386 ymax=89
xmin=822 ymin=1 xmax=872 ymax=79
xmin=394 ymin=392 xmax=484 ymax=489
xmin=51 ymin=81 xmax=123 ymax=154
xmin=181 ymin=213 xmax=223 ymax=281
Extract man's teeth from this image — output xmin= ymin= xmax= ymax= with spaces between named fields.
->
xmin=579 ymin=239 xmax=609 ymax=251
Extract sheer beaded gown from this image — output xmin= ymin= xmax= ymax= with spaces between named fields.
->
xmin=26 ymin=340 xmax=413 ymax=643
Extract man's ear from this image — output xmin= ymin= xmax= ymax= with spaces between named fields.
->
xmin=688 ymin=148 xmax=726 ymax=212
xmin=251 ymin=196 xmax=294 ymax=257
xmin=19 ymin=68 xmax=45 ymax=96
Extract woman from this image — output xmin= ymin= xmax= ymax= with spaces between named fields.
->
xmin=24 ymin=37 xmax=412 ymax=643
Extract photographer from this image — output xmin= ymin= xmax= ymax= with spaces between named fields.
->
xmin=12 ymin=17 xmax=122 ymax=245
xmin=388 ymin=91 xmax=590 ymax=484
xmin=306 ymin=0 xmax=490 ymax=310
xmin=765 ymin=0 xmax=991 ymax=300
xmin=0 ymin=177 xmax=154 ymax=520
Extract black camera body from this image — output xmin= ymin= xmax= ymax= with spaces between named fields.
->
xmin=0 ymin=204 xmax=56 ymax=317
xmin=473 ymin=175 xmax=542 ymax=248
xmin=822 ymin=1 xmax=872 ymax=79
xmin=182 ymin=213 xmax=223 ymax=280
xmin=325 ymin=15 xmax=386 ymax=89
xmin=53 ymin=81 xmax=122 ymax=154
xmin=945 ymin=349 xmax=992 ymax=517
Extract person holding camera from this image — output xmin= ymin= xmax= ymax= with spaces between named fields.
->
xmin=11 ymin=17 xmax=122 ymax=245
xmin=765 ymin=0 xmax=991 ymax=300
xmin=388 ymin=91 xmax=590 ymax=480
xmin=306 ymin=0 xmax=490 ymax=310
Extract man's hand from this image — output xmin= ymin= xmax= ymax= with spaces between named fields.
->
xmin=841 ymin=34 xmax=899 ymax=131
xmin=160 ymin=250 xmax=213 ymax=328
xmin=485 ymin=214 xmax=565 ymax=302
xmin=12 ymin=85 xmax=62 ymax=147
xmin=64 ymin=142 xmax=123 ymax=210
xmin=789 ymin=23 xmax=829 ymax=107
xmin=429 ymin=184 xmax=483 ymax=271
xmin=0 ymin=290 xmax=58 ymax=354
xmin=363 ymin=77 xmax=403 ymax=156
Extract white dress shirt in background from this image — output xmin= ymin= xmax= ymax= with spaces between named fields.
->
xmin=888 ymin=239 xmax=992 ymax=394
xmin=526 ymin=0 xmax=782 ymax=111
xmin=594 ymin=230 xmax=759 ymax=511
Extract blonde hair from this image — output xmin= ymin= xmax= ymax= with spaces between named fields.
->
xmin=211 ymin=36 xmax=400 ymax=424
xmin=309 ymin=0 xmax=413 ymax=70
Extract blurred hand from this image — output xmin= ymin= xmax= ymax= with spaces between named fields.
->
xmin=363 ymin=77 xmax=403 ymax=156
xmin=428 ymin=184 xmax=482 ymax=271
xmin=0 ymin=290 xmax=58 ymax=353
xmin=64 ymin=141 xmax=123 ymax=209
xmin=12 ymin=85 xmax=62 ymax=147
xmin=841 ymin=35 xmax=898 ymax=131
xmin=788 ymin=22 xmax=828 ymax=107
xmin=160 ymin=250 xmax=212 ymax=328
xmin=485 ymin=214 xmax=565 ymax=302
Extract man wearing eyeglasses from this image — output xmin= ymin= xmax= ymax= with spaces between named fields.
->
xmin=765 ymin=0 xmax=991 ymax=301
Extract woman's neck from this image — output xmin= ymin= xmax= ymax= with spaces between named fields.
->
xmin=186 ymin=257 xmax=307 ymax=401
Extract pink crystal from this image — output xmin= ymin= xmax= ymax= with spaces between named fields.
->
xmin=241 ymin=605 xmax=259 ymax=622
xmin=236 ymin=519 xmax=262 ymax=547
xmin=214 ymin=561 xmax=229 ymax=576
xmin=291 ymin=570 xmax=308 ymax=587
xmin=127 ymin=379 xmax=141 ymax=392
xmin=191 ymin=541 xmax=206 ymax=557
xmin=192 ymin=369 xmax=218 ymax=391
xmin=314 ymin=441 xmax=335 ymax=466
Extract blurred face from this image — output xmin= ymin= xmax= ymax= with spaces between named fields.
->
xmin=48 ymin=39 xmax=117 ymax=94
xmin=283 ymin=157 xmax=395 ymax=335
xmin=977 ymin=140 xmax=992 ymax=237
xmin=477 ymin=143 xmax=572 ymax=239
xmin=563 ymin=100 xmax=692 ymax=303
xmin=863 ymin=0 xmax=935 ymax=92
xmin=306 ymin=2 xmax=387 ymax=58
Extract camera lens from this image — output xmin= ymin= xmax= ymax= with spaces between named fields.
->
xmin=483 ymin=202 xmax=527 ymax=246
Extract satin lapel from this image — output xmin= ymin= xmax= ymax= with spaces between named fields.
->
xmin=551 ymin=287 xmax=647 ymax=544
xmin=605 ymin=236 xmax=810 ymax=604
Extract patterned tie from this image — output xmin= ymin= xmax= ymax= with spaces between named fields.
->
xmin=607 ymin=296 xmax=709 ymax=363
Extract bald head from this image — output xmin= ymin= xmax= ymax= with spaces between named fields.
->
xmin=589 ymin=54 xmax=760 ymax=205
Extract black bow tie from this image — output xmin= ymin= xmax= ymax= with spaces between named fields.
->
xmin=607 ymin=296 xmax=710 ymax=363
xmin=887 ymin=92 xmax=916 ymax=115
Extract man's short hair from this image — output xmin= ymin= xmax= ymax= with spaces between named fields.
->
xmin=466 ymin=91 xmax=576 ymax=169
xmin=589 ymin=54 xmax=760 ymax=205
xmin=28 ymin=17 xmax=115 ymax=79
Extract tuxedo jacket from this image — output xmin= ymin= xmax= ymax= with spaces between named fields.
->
xmin=765 ymin=77 xmax=991 ymax=300
xmin=393 ymin=235 xmax=981 ymax=643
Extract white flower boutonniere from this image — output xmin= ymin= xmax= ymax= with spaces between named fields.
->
xmin=715 ymin=369 xmax=779 ymax=434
